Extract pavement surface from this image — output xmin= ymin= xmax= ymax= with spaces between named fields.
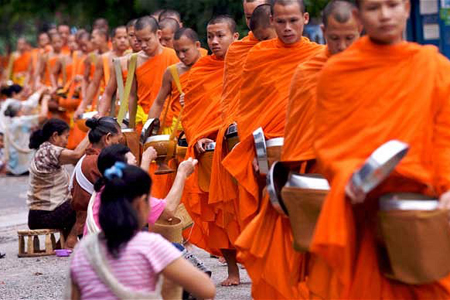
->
xmin=0 ymin=173 xmax=252 ymax=300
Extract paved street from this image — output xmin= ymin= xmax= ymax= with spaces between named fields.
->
xmin=0 ymin=173 xmax=251 ymax=300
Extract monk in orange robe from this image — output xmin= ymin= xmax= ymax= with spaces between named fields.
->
xmin=207 ymin=1 xmax=274 ymax=287
xmin=128 ymin=16 xmax=179 ymax=132
xmin=29 ymin=32 xmax=51 ymax=90
xmin=128 ymin=16 xmax=179 ymax=199
xmin=235 ymin=2 xmax=362 ymax=299
xmin=310 ymin=0 xmax=450 ymax=298
xmin=74 ymin=27 xmax=128 ymax=119
xmin=58 ymin=24 xmax=71 ymax=55
xmin=5 ymin=38 xmax=32 ymax=86
xmin=159 ymin=18 xmax=180 ymax=49
xmin=97 ymin=19 xmax=142 ymax=117
xmin=220 ymin=0 xmax=322 ymax=298
xmin=36 ymin=33 xmax=63 ymax=88
xmin=181 ymin=15 xmax=239 ymax=286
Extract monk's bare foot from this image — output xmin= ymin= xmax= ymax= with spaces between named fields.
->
xmin=221 ymin=274 xmax=240 ymax=286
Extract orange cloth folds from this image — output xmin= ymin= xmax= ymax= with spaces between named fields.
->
xmin=311 ymin=36 xmax=450 ymax=299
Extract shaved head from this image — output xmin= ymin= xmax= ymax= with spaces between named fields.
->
xmin=159 ymin=18 xmax=180 ymax=32
xmin=243 ymin=0 xmax=270 ymax=28
xmin=271 ymin=0 xmax=306 ymax=14
xmin=208 ymin=15 xmax=237 ymax=34
xmin=135 ymin=16 xmax=159 ymax=33
xmin=159 ymin=9 xmax=182 ymax=24
xmin=323 ymin=0 xmax=357 ymax=27
xmin=93 ymin=18 xmax=109 ymax=31
xmin=174 ymin=28 xmax=199 ymax=42
xmin=250 ymin=4 xmax=272 ymax=31
xmin=112 ymin=26 xmax=127 ymax=38
xmin=126 ymin=19 xmax=137 ymax=30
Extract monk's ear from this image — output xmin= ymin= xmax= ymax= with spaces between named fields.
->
xmin=320 ymin=24 xmax=326 ymax=37
xmin=404 ymin=0 xmax=411 ymax=19
xmin=195 ymin=41 xmax=201 ymax=48
xmin=352 ymin=8 xmax=362 ymax=26
xmin=156 ymin=29 xmax=162 ymax=40
xmin=233 ymin=32 xmax=239 ymax=41
xmin=303 ymin=12 xmax=310 ymax=25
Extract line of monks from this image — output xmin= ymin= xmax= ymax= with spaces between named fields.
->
xmin=4 ymin=0 xmax=450 ymax=298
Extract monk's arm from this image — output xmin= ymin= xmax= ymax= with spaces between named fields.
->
xmin=74 ymin=59 xmax=103 ymax=118
xmin=34 ymin=56 xmax=46 ymax=88
xmin=59 ymin=135 xmax=90 ymax=165
xmin=97 ymin=65 xmax=117 ymax=117
xmin=147 ymin=69 xmax=173 ymax=120
xmin=50 ymin=59 xmax=62 ymax=91
xmin=81 ymin=57 xmax=91 ymax=101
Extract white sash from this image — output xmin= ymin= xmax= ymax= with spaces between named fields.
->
xmin=69 ymin=155 xmax=94 ymax=195
xmin=85 ymin=191 xmax=100 ymax=235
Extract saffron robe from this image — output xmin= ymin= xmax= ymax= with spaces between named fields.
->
xmin=310 ymin=36 xmax=450 ymax=299
xmin=181 ymin=55 xmax=227 ymax=254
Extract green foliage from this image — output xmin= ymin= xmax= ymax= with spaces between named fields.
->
xmin=0 ymin=0 xmax=332 ymax=53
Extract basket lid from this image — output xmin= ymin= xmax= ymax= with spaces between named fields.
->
xmin=287 ymin=173 xmax=330 ymax=190
xmin=253 ymin=127 xmax=269 ymax=175
xmin=267 ymin=161 xmax=290 ymax=216
xmin=140 ymin=118 xmax=161 ymax=145
xmin=379 ymin=193 xmax=438 ymax=211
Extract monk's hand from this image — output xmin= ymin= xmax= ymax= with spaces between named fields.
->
xmin=345 ymin=180 xmax=366 ymax=204
xmin=179 ymin=93 xmax=185 ymax=106
xmin=252 ymin=157 xmax=260 ymax=173
xmin=73 ymin=107 xmax=84 ymax=121
xmin=178 ymin=157 xmax=198 ymax=177
xmin=438 ymin=191 xmax=450 ymax=210
xmin=195 ymin=138 xmax=214 ymax=154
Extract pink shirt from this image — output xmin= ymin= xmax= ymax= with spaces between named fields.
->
xmin=70 ymin=232 xmax=182 ymax=299
xmin=84 ymin=192 xmax=167 ymax=235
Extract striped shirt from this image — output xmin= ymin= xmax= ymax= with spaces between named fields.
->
xmin=70 ymin=232 xmax=182 ymax=299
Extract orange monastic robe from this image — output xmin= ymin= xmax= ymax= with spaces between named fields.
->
xmin=181 ymin=55 xmax=227 ymax=254
xmin=311 ymin=36 xmax=450 ymax=299
xmin=223 ymin=37 xmax=323 ymax=225
xmin=136 ymin=47 xmax=178 ymax=199
xmin=209 ymin=32 xmax=259 ymax=247
xmin=200 ymin=48 xmax=208 ymax=57
xmin=237 ymin=47 xmax=332 ymax=300
xmin=224 ymin=37 xmax=322 ymax=299
xmin=136 ymin=47 xmax=179 ymax=122
xmin=160 ymin=69 xmax=189 ymax=130
xmin=10 ymin=51 xmax=32 ymax=85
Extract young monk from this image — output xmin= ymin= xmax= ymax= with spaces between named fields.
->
xmin=128 ymin=16 xmax=179 ymax=132
xmin=159 ymin=18 xmax=180 ymax=49
xmin=5 ymin=38 xmax=32 ymax=86
xmin=36 ymin=33 xmax=63 ymax=89
xmin=97 ymin=19 xmax=142 ymax=117
xmin=221 ymin=0 xmax=322 ymax=297
xmin=29 ymin=32 xmax=51 ymax=90
xmin=74 ymin=27 xmax=128 ymax=119
xmin=235 ymin=2 xmax=362 ymax=299
xmin=208 ymin=0 xmax=273 ymax=287
xmin=58 ymin=24 xmax=71 ymax=55
xmin=310 ymin=0 xmax=450 ymax=298
xmin=147 ymin=28 xmax=202 ymax=134
xmin=181 ymin=15 xmax=239 ymax=286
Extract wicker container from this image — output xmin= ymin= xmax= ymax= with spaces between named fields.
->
xmin=378 ymin=193 xmax=450 ymax=284
xmin=198 ymin=145 xmax=215 ymax=193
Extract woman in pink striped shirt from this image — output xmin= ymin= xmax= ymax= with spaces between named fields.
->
xmin=69 ymin=163 xmax=215 ymax=299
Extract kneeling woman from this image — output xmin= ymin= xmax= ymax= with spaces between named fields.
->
xmin=69 ymin=164 xmax=216 ymax=299
xmin=27 ymin=119 xmax=89 ymax=248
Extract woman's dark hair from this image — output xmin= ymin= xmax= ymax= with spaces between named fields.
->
xmin=4 ymin=101 xmax=22 ymax=117
xmin=29 ymin=118 xmax=70 ymax=149
xmin=99 ymin=164 xmax=152 ymax=258
xmin=94 ymin=144 xmax=131 ymax=192
xmin=0 ymin=84 xmax=23 ymax=98
xmin=85 ymin=117 xmax=120 ymax=144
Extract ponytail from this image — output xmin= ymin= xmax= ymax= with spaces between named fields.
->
xmin=29 ymin=118 xmax=69 ymax=149
xmin=99 ymin=163 xmax=151 ymax=258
